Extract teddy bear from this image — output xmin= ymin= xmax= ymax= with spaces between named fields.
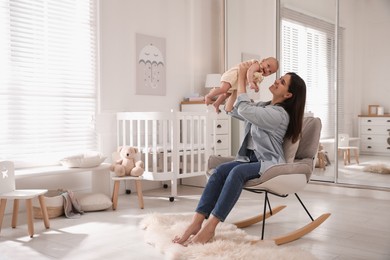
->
xmin=110 ymin=146 xmax=144 ymax=177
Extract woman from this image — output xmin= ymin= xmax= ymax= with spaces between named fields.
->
xmin=173 ymin=61 xmax=307 ymax=245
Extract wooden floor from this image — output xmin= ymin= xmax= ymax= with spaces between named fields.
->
xmin=0 ymin=184 xmax=389 ymax=260
xmin=312 ymin=154 xmax=390 ymax=189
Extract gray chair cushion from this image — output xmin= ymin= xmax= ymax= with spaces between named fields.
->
xmin=283 ymin=138 xmax=300 ymax=163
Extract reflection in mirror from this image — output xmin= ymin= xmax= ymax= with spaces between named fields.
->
xmin=336 ymin=0 xmax=390 ymax=189
xmin=278 ymin=0 xmax=390 ymax=189
xmin=278 ymin=0 xmax=337 ymax=182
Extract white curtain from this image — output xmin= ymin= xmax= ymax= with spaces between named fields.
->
xmin=0 ymin=0 xmax=98 ymax=167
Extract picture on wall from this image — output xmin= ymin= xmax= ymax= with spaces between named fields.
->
xmin=136 ymin=33 xmax=166 ymax=95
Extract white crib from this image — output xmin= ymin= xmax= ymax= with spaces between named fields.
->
xmin=116 ymin=111 xmax=216 ymax=201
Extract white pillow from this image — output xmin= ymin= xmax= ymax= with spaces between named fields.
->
xmin=283 ymin=138 xmax=300 ymax=163
xmin=60 ymin=152 xmax=106 ymax=168
xmin=76 ymin=192 xmax=112 ymax=212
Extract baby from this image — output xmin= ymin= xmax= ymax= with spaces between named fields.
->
xmin=205 ymin=57 xmax=279 ymax=113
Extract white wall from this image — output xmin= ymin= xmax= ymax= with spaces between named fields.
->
xmin=97 ymin=0 xmax=223 ymax=192
xmin=226 ymin=0 xmax=277 ymax=154
xmin=11 ymin=0 xmax=223 ymax=197
xmin=340 ymin=0 xmax=390 ymax=136
xmin=97 ymin=0 xmax=222 ymax=153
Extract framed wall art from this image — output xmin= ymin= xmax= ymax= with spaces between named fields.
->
xmin=136 ymin=33 xmax=166 ymax=95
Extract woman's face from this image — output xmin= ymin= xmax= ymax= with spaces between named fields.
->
xmin=269 ymin=74 xmax=292 ymax=101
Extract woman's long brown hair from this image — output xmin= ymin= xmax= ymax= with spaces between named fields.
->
xmin=278 ymin=72 xmax=306 ymax=143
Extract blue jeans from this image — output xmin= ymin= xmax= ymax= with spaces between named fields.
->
xmin=196 ymin=150 xmax=261 ymax=222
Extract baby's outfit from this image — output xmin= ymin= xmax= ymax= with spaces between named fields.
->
xmin=220 ymin=59 xmax=264 ymax=93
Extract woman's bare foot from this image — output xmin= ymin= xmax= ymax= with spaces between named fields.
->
xmin=172 ymin=223 xmax=202 ymax=244
xmin=186 ymin=226 xmax=215 ymax=245
xmin=172 ymin=213 xmax=205 ymax=244
xmin=186 ymin=215 xmax=220 ymax=245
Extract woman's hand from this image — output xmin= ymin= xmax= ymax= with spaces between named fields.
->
xmin=237 ymin=61 xmax=252 ymax=95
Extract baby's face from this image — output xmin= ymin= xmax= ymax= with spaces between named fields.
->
xmin=260 ymin=58 xmax=278 ymax=76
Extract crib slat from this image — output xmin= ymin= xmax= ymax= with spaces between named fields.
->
xmin=152 ymin=119 xmax=158 ymax=173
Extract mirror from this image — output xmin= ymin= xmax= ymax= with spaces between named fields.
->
xmin=335 ymin=0 xmax=390 ymax=189
xmin=278 ymin=0 xmax=390 ymax=189
xmin=226 ymin=0 xmax=390 ymax=190
xmin=278 ymin=0 xmax=337 ymax=183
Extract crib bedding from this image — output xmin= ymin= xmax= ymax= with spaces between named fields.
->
xmin=139 ymin=143 xmax=207 ymax=154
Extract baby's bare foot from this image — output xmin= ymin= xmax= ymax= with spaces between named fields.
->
xmin=205 ymin=95 xmax=213 ymax=105
xmin=213 ymin=103 xmax=221 ymax=114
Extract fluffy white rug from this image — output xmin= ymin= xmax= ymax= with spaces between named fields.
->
xmin=139 ymin=213 xmax=317 ymax=260
xmin=364 ymin=163 xmax=390 ymax=174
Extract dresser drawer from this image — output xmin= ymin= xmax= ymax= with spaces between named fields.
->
xmin=214 ymin=119 xmax=229 ymax=135
xmin=360 ymin=134 xmax=389 ymax=144
xmin=360 ymin=117 xmax=390 ymax=126
xmin=213 ymin=134 xmax=229 ymax=150
xmin=214 ymin=149 xmax=231 ymax=157
xmin=360 ymin=142 xmax=390 ymax=153
xmin=360 ymin=125 xmax=390 ymax=135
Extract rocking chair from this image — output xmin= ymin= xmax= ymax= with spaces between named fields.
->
xmin=207 ymin=117 xmax=330 ymax=245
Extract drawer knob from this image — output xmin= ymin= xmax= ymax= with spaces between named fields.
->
xmin=217 ymin=124 xmax=222 ymax=128
xmin=217 ymin=140 xmax=222 ymax=143
xmin=367 ymin=137 xmax=372 ymax=140
xmin=388 ymin=137 xmax=390 ymax=145
xmin=368 ymin=120 xmax=372 ymax=122
xmin=367 ymin=146 xmax=372 ymax=149
xmin=367 ymin=128 xmax=372 ymax=131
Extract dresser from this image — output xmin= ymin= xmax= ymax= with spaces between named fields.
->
xmin=180 ymin=101 xmax=232 ymax=187
xmin=358 ymin=115 xmax=390 ymax=155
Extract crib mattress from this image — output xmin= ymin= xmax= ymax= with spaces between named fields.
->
xmin=140 ymin=143 xmax=207 ymax=154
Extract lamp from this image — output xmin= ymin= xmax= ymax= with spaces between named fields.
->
xmin=205 ymin=74 xmax=221 ymax=89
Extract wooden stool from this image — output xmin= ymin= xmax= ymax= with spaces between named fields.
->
xmin=111 ymin=176 xmax=144 ymax=210
xmin=338 ymin=148 xmax=359 ymax=165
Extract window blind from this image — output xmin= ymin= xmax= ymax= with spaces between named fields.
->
xmin=280 ymin=7 xmax=343 ymax=138
xmin=0 ymin=0 xmax=97 ymax=167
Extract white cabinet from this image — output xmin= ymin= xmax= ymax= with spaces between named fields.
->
xmin=180 ymin=101 xmax=232 ymax=187
xmin=358 ymin=116 xmax=390 ymax=155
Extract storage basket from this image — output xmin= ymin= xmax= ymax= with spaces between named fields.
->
xmin=33 ymin=190 xmax=64 ymax=219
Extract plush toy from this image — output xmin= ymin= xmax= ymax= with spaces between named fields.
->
xmin=110 ymin=146 xmax=144 ymax=177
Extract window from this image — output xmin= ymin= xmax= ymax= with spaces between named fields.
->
xmin=0 ymin=0 xmax=98 ymax=167
xmin=280 ymin=8 xmax=343 ymax=138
